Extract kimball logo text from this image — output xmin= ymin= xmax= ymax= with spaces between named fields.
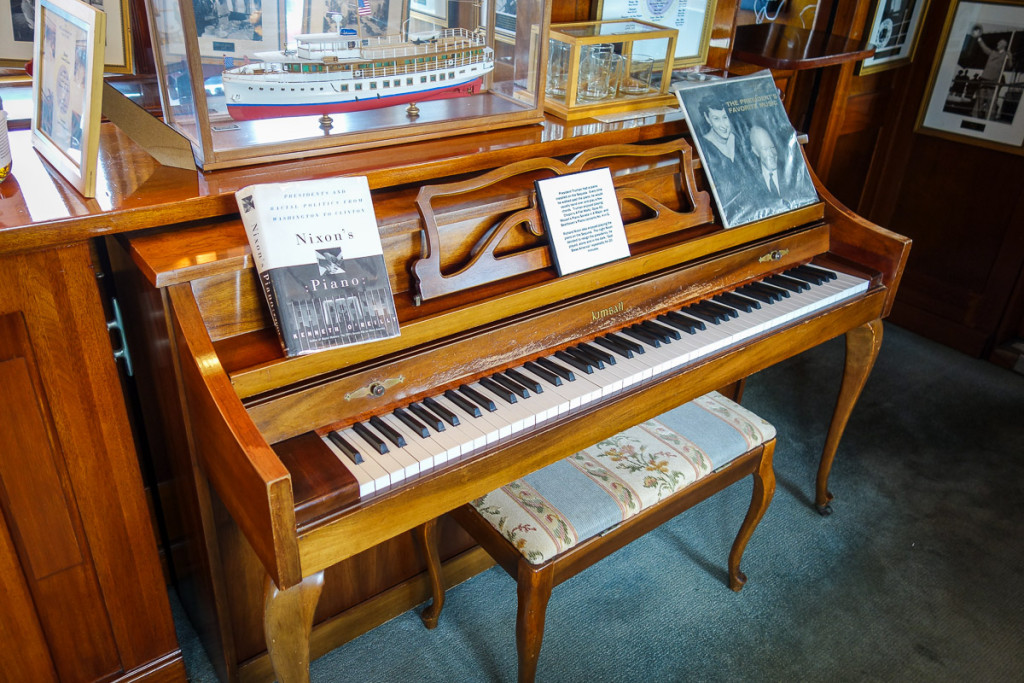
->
xmin=592 ymin=302 xmax=624 ymax=321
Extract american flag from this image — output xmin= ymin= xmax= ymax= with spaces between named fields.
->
xmin=357 ymin=0 xmax=371 ymax=15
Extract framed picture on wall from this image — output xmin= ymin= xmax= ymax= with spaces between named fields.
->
xmin=192 ymin=0 xmax=283 ymax=65
xmin=410 ymin=0 xmax=445 ymax=21
xmin=857 ymin=0 xmax=931 ymax=74
xmin=0 ymin=0 xmax=132 ymax=72
xmin=595 ymin=0 xmax=717 ymax=67
xmin=917 ymin=0 xmax=1024 ymax=154
xmin=303 ymin=0 xmax=403 ymax=34
xmin=31 ymin=0 xmax=106 ymax=197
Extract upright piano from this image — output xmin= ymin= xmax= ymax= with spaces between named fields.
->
xmin=115 ymin=116 xmax=908 ymax=683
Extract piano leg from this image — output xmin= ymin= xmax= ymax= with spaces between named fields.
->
xmin=264 ymin=570 xmax=325 ymax=683
xmin=816 ymin=318 xmax=884 ymax=515
xmin=729 ymin=439 xmax=776 ymax=591
xmin=417 ymin=519 xmax=445 ymax=629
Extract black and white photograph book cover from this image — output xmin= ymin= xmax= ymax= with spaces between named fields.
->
xmin=675 ymin=70 xmax=819 ymax=229
xmin=235 ymin=176 xmax=400 ymax=357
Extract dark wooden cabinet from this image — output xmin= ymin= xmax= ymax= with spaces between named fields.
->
xmin=0 ymin=244 xmax=185 ymax=682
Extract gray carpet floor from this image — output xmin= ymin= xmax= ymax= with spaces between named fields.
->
xmin=173 ymin=323 xmax=1024 ymax=682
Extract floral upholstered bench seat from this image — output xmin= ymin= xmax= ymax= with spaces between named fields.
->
xmin=419 ymin=390 xmax=778 ymax=683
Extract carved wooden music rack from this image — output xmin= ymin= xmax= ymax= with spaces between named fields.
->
xmin=412 ymin=139 xmax=714 ymax=304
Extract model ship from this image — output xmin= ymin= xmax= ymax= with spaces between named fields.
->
xmin=222 ymin=27 xmax=495 ymax=121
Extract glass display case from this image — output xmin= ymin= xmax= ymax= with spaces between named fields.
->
xmin=544 ymin=19 xmax=678 ymax=121
xmin=142 ymin=0 xmax=550 ymax=169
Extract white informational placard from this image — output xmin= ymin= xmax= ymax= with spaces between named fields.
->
xmin=535 ymin=168 xmax=631 ymax=276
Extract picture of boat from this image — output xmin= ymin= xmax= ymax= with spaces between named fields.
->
xmin=222 ymin=27 xmax=495 ymax=121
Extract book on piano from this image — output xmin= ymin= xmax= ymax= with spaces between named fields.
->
xmin=235 ymin=176 xmax=400 ymax=357
xmin=674 ymin=70 xmax=819 ymax=229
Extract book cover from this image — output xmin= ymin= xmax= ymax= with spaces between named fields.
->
xmin=674 ymin=70 xmax=819 ymax=229
xmin=235 ymin=176 xmax=400 ymax=357
xmin=534 ymin=167 xmax=631 ymax=276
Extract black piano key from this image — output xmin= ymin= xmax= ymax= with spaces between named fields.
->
xmin=660 ymin=310 xmax=704 ymax=332
xmin=535 ymin=357 xmax=576 ymax=382
xmin=458 ymin=384 xmax=498 ymax=412
xmin=352 ymin=422 xmax=389 ymax=454
xmin=694 ymin=301 xmax=732 ymax=323
xmin=369 ymin=415 xmax=406 ymax=448
xmin=701 ymin=299 xmax=740 ymax=319
xmin=554 ymin=349 xmax=594 ymax=374
xmin=641 ymin=319 xmax=681 ymax=341
xmin=524 ymin=360 xmax=563 ymax=386
xmin=604 ymin=332 xmax=645 ymax=354
xmin=593 ymin=335 xmax=633 ymax=359
xmin=445 ymin=388 xmax=482 ymax=417
xmin=423 ymin=396 xmax=460 ymax=426
xmin=479 ymin=376 xmax=518 ymax=403
xmin=491 ymin=373 xmax=530 ymax=398
xmin=715 ymin=291 xmax=760 ymax=312
xmin=680 ymin=305 xmax=721 ymax=325
xmin=784 ymin=267 xmax=826 ymax=286
xmin=393 ymin=408 xmax=430 ymax=438
xmin=327 ymin=430 xmax=363 ymax=464
xmin=409 ymin=402 xmax=446 ymax=431
xmin=765 ymin=273 xmax=809 ymax=293
xmin=504 ymin=368 xmax=543 ymax=394
xmin=576 ymin=342 xmax=616 ymax=366
xmin=735 ymin=285 xmax=776 ymax=304
xmin=748 ymin=281 xmax=789 ymax=299
xmin=794 ymin=263 xmax=837 ymax=281
xmin=563 ymin=346 xmax=603 ymax=370
xmin=621 ymin=325 xmax=661 ymax=348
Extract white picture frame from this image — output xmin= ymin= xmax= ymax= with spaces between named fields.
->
xmin=31 ymin=0 xmax=105 ymax=197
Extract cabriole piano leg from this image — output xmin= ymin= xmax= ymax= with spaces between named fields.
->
xmin=417 ymin=519 xmax=445 ymax=629
xmin=816 ymin=318 xmax=884 ymax=515
xmin=264 ymin=570 xmax=324 ymax=683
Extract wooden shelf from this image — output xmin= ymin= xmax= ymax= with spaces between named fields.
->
xmin=732 ymin=23 xmax=874 ymax=71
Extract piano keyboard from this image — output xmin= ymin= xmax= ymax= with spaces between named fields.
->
xmin=321 ymin=265 xmax=869 ymax=498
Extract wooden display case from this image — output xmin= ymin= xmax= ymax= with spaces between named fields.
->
xmin=138 ymin=0 xmax=550 ymax=169
xmin=544 ymin=19 xmax=678 ymax=121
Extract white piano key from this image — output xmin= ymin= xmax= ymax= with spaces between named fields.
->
xmin=322 ymin=435 xmax=376 ymax=498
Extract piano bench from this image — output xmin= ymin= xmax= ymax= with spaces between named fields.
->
xmin=419 ymin=391 xmax=776 ymax=683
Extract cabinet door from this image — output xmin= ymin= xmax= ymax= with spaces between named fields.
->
xmin=0 ymin=244 xmax=183 ymax=682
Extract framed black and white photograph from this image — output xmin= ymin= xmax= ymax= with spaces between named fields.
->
xmin=857 ymin=0 xmax=931 ymax=75
xmin=675 ymin=70 xmax=819 ymax=229
xmin=918 ymin=0 xmax=1024 ymax=153
xmin=192 ymin=0 xmax=283 ymax=64
xmin=596 ymin=0 xmax=717 ymax=67
xmin=0 ymin=0 xmax=131 ymax=71
xmin=31 ymin=0 xmax=105 ymax=197
xmin=494 ymin=0 xmax=515 ymax=36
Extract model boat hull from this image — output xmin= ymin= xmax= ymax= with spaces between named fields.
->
xmin=226 ymin=78 xmax=483 ymax=121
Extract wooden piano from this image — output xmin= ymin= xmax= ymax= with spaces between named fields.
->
xmin=114 ymin=122 xmax=908 ymax=683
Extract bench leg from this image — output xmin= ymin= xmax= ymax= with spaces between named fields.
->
xmin=416 ymin=518 xmax=445 ymax=629
xmin=816 ymin=318 xmax=883 ymax=515
xmin=728 ymin=440 xmax=776 ymax=592
xmin=263 ymin=570 xmax=324 ymax=683
xmin=516 ymin=562 xmax=554 ymax=683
